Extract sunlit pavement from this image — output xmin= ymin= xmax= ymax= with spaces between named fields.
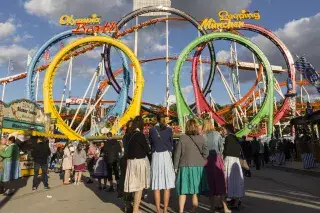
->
xmin=0 ymin=168 xmax=319 ymax=213
xmin=267 ymin=161 xmax=320 ymax=177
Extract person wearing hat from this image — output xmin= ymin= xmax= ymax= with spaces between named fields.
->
xmin=32 ymin=136 xmax=51 ymax=191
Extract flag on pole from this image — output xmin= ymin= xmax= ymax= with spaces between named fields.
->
xmin=27 ymin=54 xmax=32 ymax=66
xmin=44 ymin=49 xmax=50 ymax=60
xmin=6 ymin=58 xmax=13 ymax=77
xmin=60 ymin=42 xmax=64 ymax=49
xmin=294 ymin=56 xmax=320 ymax=93
xmin=295 ymin=56 xmax=315 ymax=72
xmin=8 ymin=59 xmax=14 ymax=71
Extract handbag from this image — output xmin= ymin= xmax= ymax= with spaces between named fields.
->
xmin=239 ymin=147 xmax=250 ymax=170
xmin=187 ymin=135 xmax=208 ymax=164
xmin=239 ymin=158 xmax=249 ymax=170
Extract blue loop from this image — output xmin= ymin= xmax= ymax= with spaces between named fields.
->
xmin=26 ymin=30 xmax=74 ymax=100
xmin=26 ymin=31 xmax=130 ymax=136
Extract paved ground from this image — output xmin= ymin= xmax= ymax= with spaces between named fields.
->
xmin=0 ymin=167 xmax=319 ymax=213
xmin=268 ymin=161 xmax=320 ymax=177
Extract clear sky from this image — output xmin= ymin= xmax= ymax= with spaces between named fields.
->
xmin=0 ymin=0 xmax=319 ymax=108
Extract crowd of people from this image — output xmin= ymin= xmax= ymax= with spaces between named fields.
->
xmin=0 ymin=117 xmax=317 ymax=213
xmin=240 ymin=129 xmax=317 ymax=170
xmin=116 ymin=115 xmax=244 ymax=213
xmin=240 ymin=136 xmax=270 ymax=170
xmin=42 ymin=115 xmax=245 ymax=213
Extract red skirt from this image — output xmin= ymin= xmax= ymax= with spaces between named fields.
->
xmin=74 ymin=163 xmax=86 ymax=172
xmin=205 ymin=153 xmax=227 ymax=196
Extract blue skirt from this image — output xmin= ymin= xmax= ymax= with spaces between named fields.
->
xmin=151 ymin=151 xmax=175 ymax=190
xmin=224 ymin=156 xmax=244 ymax=198
xmin=301 ymin=153 xmax=316 ymax=169
xmin=276 ymin=152 xmax=285 ymax=165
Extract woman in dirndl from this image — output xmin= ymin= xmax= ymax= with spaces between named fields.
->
xmin=119 ymin=119 xmax=134 ymax=212
xmin=73 ymin=143 xmax=87 ymax=185
xmin=300 ymin=131 xmax=316 ymax=169
xmin=62 ymin=143 xmax=73 ymax=184
xmin=93 ymin=143 xmax=108 ymax=190
xmin=86 ymin=142 xmax=97 ymax=184
xmin=223 ymin=124 xmax=244 ymax=208
xmin=276 ymin=140 xmax=286 ymax=165
xmin=174 ymin=119 xmax=209 ymax=213
xmin=0 ymin=136 xmax=21 ymax=195
xmin=202 ymin=119 xmax=231 ymax=213
xmin=124 ymin=116 xmax=151 ymax=213
xmin=149 ymin=114 xmax=175 ymax=213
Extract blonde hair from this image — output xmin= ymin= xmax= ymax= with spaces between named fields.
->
xmin=185 ymin=119 xmax=199 ymax=135
xmin=202 ymin=119 xmax=214 ymax=133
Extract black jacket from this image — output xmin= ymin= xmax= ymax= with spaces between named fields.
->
xmin=127 ymin=131 xmax=150 ymax=160
xmin=223 ymin=134 xmax=241 ymax=158
xmin=102 ymin=139 xmax=122 ymax=163
xmin=241 ymin=140 xmax=252 ymax=158
xmin=32 ymin=141 xmax=51 ymax=164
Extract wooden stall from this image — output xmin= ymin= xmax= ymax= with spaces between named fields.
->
xmin=291 ymin=110 xmax=320 ymax=161
xmin=0 ymin=99 xmax=67 ymax=176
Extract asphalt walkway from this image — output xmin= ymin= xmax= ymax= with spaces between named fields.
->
xmin=267 ymin=161 xmax=320 ymax=177
xmin=0 ymin=168 xmax=319 ymax=213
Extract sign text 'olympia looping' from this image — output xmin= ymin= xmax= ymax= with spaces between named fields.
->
xmin=59 ymin=14 xmax=118 ymax=34
xmin=199 ymin=9 xmax=261 ymax=30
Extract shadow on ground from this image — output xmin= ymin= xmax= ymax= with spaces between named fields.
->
xmin=0 ymin=176 xmax=29 ymax=209
xmin=83 ymin=176 xmax=124 ymax=210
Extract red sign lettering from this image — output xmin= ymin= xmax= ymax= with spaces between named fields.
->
xmin=72 ymin=22 xmax=118 ymax=34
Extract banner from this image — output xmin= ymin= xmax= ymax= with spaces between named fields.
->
xmin=295 ymin=56 xmax=320 ymax=93
xmin=5 ymin=99 xmax=45 ymax=125
xmin=2 ymin=118 xmax=45 ymax=132
xmin=66 ymin=98 xmax=94 ymax=105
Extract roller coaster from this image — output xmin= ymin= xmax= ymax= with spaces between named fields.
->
xmin=0 ymin=6 xmax=316 ymax=140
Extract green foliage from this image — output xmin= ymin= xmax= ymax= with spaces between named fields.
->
xmin=169 ymin=103 xmax=177 ymax=112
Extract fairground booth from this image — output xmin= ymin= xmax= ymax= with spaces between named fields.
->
xmin=0 ymin=99 xmax=67 ymax=176
xmin=290 ymin=110 xmax=320 ymax=161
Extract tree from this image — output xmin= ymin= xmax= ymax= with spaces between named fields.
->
xmin=169 ymin=103 xmax=177 ymax=112
xmin=54 ymin=105 xmax=92 ymax=133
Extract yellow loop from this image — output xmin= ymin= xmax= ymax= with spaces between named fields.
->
xmin=43 ymin=36 xmax=144 ymax=141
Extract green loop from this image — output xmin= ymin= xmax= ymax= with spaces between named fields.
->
xmin=173 ymin=32 xmax=274 ymax=137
